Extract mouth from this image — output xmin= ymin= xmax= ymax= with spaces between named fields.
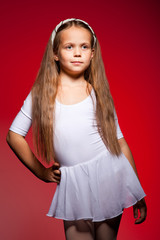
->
xmin=71 ymin=61 xmax=83 ymax=63
xmin=71 ymin=61 xmax=83 ymax=65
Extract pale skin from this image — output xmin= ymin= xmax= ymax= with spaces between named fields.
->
xmin=7 ymin=25 xmax=147 ymax=238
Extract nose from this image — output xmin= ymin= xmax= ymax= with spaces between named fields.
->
xmin=73 ymin=46 xmax=81 ymax=57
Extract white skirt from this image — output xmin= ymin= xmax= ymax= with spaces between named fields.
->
xmin=46 ymin=150 xmax=146 ymax=222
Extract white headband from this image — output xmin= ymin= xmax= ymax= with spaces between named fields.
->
xmin=51 ymin=18 xmax=96 ymax=47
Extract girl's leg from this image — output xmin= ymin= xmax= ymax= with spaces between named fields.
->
xmin=63 ymin=219 xmax=95 ymax=240
xmin=94 ymin=213 xmax=123 ymax=240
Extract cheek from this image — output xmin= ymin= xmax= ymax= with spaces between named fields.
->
xmin=84 ymin=51 xmax=92 ymax=59
xmin=59 ymin=56 xmax=67 ymax=64
xmin=60 ymin=52 xmax=71 ymax=62
xmin=85 ymin=54 xmax=92 ymax=63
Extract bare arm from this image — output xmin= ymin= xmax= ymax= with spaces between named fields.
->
xmin=6 ymin=130 xmax=61 ymax=183
xmin=118 ymin=137 xmax=139 ymax=180
xmin=118 ymin=137 xmax=147 ymax=224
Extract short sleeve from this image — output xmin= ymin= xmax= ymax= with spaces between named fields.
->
xmin=114 ymin=108 xmax=124 ymax=139
xmin=9 ymin=92 xmax=32 ymax=137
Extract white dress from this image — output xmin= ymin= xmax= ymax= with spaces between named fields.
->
xmin=9 ymin=88 xmax=146 ymax=222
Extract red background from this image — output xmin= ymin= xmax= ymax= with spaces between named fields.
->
xmin=1 ymin=0 xmax=159 ymax=239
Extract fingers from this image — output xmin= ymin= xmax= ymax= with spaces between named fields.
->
xmin=133 ymin=199 xmax=147 ymax=224
xmin=52 ymin=162 xmax=61 ymax=184
xmin=50 ymin=172 xmax=61 ymax=184
xmin=52 ymin=177 xmax=60 ymax=184
xmin=134 ymin=208 xmax=147 ymax=224
xmin=133 ymin=206 xmax=138 ymax=219
xmin=54 ymin=170 xmax=61 ymax=179
xmin=42 ymin=167 xmax=60 ymax=184
xmin=52 ymin=162 xmax=60 ymax=170
xmin=43 ymin=163 xmax=61 ymax=184
xmin=54 ymin=169 xmax=61 ymax=175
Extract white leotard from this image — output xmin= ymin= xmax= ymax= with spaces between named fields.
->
xmin=9 ymin=88 xmax=146 ymax=222
xmin=9 ymin=88 xmax=123 ymax=166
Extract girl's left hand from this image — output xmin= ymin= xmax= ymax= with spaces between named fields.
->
xmin=133 ymin=197 xmax=147 ymax=224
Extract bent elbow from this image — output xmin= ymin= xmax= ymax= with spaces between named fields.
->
xmin=6 ymin=130 xmax=23 ymax=146
xmin=6 ymin=130 xmax=11 ymax=145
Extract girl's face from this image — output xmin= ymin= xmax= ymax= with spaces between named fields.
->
xmin=54 ymin=26 xmax=94 ymax=77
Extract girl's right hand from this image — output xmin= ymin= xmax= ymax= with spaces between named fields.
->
xmin=41 ymin=162 xmax=61 ymax=184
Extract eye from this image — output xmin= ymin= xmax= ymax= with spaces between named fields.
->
xmin=66 ymin=45 xmax=72 ymax=49
xmin=82 ymin=45 xmax=89 ymax=49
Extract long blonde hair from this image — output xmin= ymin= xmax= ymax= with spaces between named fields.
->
xmin=31 ymin=20 xmax=122 ymax=164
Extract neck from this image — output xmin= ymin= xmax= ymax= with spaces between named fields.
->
xmin=58 ymin=71 xmax=86 ymax=87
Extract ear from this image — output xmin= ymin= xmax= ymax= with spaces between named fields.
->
xmin=91 ymin=48 xmax=94 ymax=60
xmin=53 ymin=54 xmax=59 ymax=61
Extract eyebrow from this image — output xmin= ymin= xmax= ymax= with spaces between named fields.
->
xmin=63 ymin=42 xmax=91 ymax=46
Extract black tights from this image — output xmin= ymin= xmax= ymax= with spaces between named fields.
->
xmin=63 ymin=213 xmax=123 ymax=240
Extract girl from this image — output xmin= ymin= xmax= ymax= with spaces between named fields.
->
xmin=6 ymin=18 xmax=147 ymax=240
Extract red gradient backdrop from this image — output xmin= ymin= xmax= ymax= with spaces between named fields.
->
xmin=1 ymin=0 xmax=159 ymax=239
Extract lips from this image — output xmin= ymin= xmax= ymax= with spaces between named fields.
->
xmin=71 ymin=61 xmax=83 ymax=63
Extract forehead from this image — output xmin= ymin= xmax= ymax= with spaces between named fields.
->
xmin=59 ymin=26 xmax=92 ymax=44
